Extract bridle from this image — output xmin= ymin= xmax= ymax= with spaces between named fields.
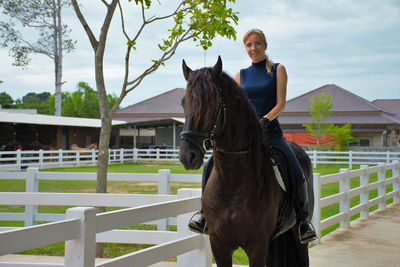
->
xmin=180 ymin=86 xmax=226 ymax=153
xmin=180 ymin=86 xmax=250 ymax=155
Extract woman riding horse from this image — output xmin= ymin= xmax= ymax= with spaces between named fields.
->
xmin=187 ymin=29 xmax=316 ymax=244
xmin=180 ymin=55 xmax=313 ymax=266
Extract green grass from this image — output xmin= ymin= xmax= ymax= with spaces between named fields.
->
xmin=1 ymin=162 xmax=398 ymax=264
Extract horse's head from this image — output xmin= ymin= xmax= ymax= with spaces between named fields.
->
xmin=179 ymin=56 xmax=225 ymax=170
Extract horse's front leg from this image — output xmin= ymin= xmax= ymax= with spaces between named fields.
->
xmin=209 ymin=234 xmax=235 ymax=267
xmin=243 ymin=238 xmax=269 ymax=267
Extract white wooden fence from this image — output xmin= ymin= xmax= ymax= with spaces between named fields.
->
xmin=1 ymin=148 xmax=399 ymax=170
xmin=0 ymin=188 xmax=212 ymax=267
xmin=0 ymin=162 xmax=399 ymax=265
xmin=0 ymin=169 xmax=201 ymax=229
xmin=311 ymin=161 xmax=400 ymax=244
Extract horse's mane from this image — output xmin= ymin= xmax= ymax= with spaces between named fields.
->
xmin=185 ymin=67 xmax=277 ymax=195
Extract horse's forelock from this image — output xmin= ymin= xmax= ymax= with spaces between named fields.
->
xmin=185 ymin=68 xmax=220 ymax=131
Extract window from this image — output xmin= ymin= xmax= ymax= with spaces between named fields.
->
xmin=349 ymin=138 xmax=370 ymax=147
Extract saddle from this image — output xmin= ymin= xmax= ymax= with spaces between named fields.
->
xmin=269 ymin=146 xmax=297 ymax=240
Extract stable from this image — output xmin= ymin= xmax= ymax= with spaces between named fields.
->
xmin=113 ymin=88 xmax=185 ymax=149
xmin=0 ymin=111 xmax=126 ymax=150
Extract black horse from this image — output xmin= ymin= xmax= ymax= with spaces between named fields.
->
xmin=179 ymin=57 xmax=313 ymax=266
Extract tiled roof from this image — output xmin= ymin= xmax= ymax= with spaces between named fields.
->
xmin=284 ymin=84 xmax=395 ymax=114
xmin=116 ymin=88 xmax=185 ymax=115
xmin=112 ymin=85 xmax=400 ymax=128
xmin=372 ymin=99 xmax=400 ymax=117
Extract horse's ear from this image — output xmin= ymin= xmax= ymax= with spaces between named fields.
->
xmin=211 ymin=56 xmax=222 ymax=80
xmin=182 ymin=59 xmax=192 ymax=81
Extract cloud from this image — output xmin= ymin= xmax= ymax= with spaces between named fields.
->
xmin=0 ymin=0 xmax=399 ymax=105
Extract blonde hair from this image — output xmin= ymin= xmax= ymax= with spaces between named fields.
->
xmin=243 ymin=29 xmax=274 ymax=73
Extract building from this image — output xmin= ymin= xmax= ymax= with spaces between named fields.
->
xmin=279 ymin=84 xmax=400 ymax=148
xmin=113 ymin=88 xmax=185 ymax=149
xmin=0 ymin=111 xmax=125 ymax=150
xmin=113 ymin=85 xmax=400 ymax=149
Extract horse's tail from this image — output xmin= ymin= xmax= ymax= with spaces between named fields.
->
xmin=267 ymin=227 xmax=309 ymax=267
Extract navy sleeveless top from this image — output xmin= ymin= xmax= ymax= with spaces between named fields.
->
xmin=240 ymin=59 xmax=281 ymax=132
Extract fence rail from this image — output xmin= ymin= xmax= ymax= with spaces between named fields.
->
xmin=0 ymin=169 xmax=200 ymax=229
xmin=1 ymin=148 xmax=400 ymax=170
xmin=0 ymin=162 xmax=399 ymax=266
xmin=311 ymin=161 xmax=400 ymax=242
xmin=0 ymin=189 xmax=212 ymax=267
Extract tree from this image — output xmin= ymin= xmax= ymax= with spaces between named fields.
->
xmin=71 ymin=0 xmax=238 ymax=201
xmin=22 ymin=92 xmax=52 ymax=114
xmin=303 ymin=92 xmax=334 ymax=147
xmin=0 ymin=0 xmax=76 ymax=116
xmin=0 ymin=91 xmax=14 ymax=108
xmin=49 ymin=82 xmax=118 ymax=118
xmin=330 ymin=123 xmax=356 ymax=151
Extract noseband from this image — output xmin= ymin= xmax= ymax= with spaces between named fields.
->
xmin=181 ymin=86 xmax=226 ymax=153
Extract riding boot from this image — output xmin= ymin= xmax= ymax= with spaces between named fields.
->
xmin=187 ymin=156 xmax=214 ymax=234
xmin=295 ymin=180 xmax=317 ymax=244
xmin=188 ymin=210 xmax=207 ymax=233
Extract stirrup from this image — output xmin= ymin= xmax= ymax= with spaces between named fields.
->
xmin=187 ymin=212 xmax=208 ymax=234
xmin=298 ymin=221 xmax=317 ymax=244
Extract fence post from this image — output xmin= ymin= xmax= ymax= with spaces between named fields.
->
xmin=157 ymin=169 xmax=171 ymax=231
xmin=177 ymin=188 xmax=212 ymax=267
xmin=65 ymin=207 xmax=96 ymax=267
xmin=77 ymin=151 xmax=81 ymax=167
xmin=394 ymin=161 xmax=399 ymax=203
xmin=313 ymin=150 xmax=317 ymax=168
xmin=360 ymin=165 xmax=369 ymax=218
xmin=59 ymin=149 xmax=63 ymax=168
xmin=378 ymin=163 xmax=386 ymax=210
xmin=156 ymin=148 xmax=160 ymax=161
xmin=311 ymin=173 xmax=321 ymax=245
xmin=120 ymin=148 xmax=124 ymax=163
xmin=386 ymin=150 xmax=390 ymax=164
xmin=39 ymin=149 xmax=44 ymax=169
xmin=349 ymin=150 xmax=353 ymax=169
xmin=133 ymin=148 xmax=138 ymax=163
xmin=339 ymin=168 xmax=350 ymax=229
xmin=25 ymin=167 xmax=39 ymax=226
xmin=16 ymin=149 xmax=22 ymax=171
xmin=91 ymin=149 xmax=96 ymax=165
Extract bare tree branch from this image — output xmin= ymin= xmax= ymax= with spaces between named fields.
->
xmin=101 ymin=0 xmax=110 ymax=7
xmin=125 ymin=29 xmax=193 ymax=94
xmin=71 ymin=0 xmax=98 ymax=50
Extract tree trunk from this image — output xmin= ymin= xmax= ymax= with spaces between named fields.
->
xmin=53 ymin=0 xmax=62 ymax=116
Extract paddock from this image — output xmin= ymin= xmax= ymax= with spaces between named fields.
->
xmin=0 ymin=161 xmax=399 ymax=266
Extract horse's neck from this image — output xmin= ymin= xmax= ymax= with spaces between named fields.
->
xmin=213 ymin=152 xmax=260 ymax=183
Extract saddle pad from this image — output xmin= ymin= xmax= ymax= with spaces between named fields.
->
xmin=273 ymin=164 xmax=286 ymax=192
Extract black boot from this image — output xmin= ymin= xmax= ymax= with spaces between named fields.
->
xmin=295 ymin=180 xmax=317 ymax=244
xmin=188 ymin=211 xmax=207 ymax=233
xmin=187 ymin=157 xmax=213 ymax=234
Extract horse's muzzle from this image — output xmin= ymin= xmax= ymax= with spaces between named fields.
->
xmin=179 ymin=139 xmax=204 ymax=170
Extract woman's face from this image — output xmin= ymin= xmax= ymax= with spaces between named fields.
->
xmin=245 ymin=33 xmax=267 ymax=63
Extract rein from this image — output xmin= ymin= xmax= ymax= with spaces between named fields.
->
xmin=181 ymin=86 xmax=250 ymax=155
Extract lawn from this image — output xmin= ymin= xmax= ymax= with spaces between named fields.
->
xmin=0 ymin=162 xmax=397 ymax=264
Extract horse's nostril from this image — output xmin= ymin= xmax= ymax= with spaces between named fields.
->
xmin=188 ymin=152 xmax=197 ymax=164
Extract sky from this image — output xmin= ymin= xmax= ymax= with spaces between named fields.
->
xmin=0 ymin=0 xmax=399 ymax=109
